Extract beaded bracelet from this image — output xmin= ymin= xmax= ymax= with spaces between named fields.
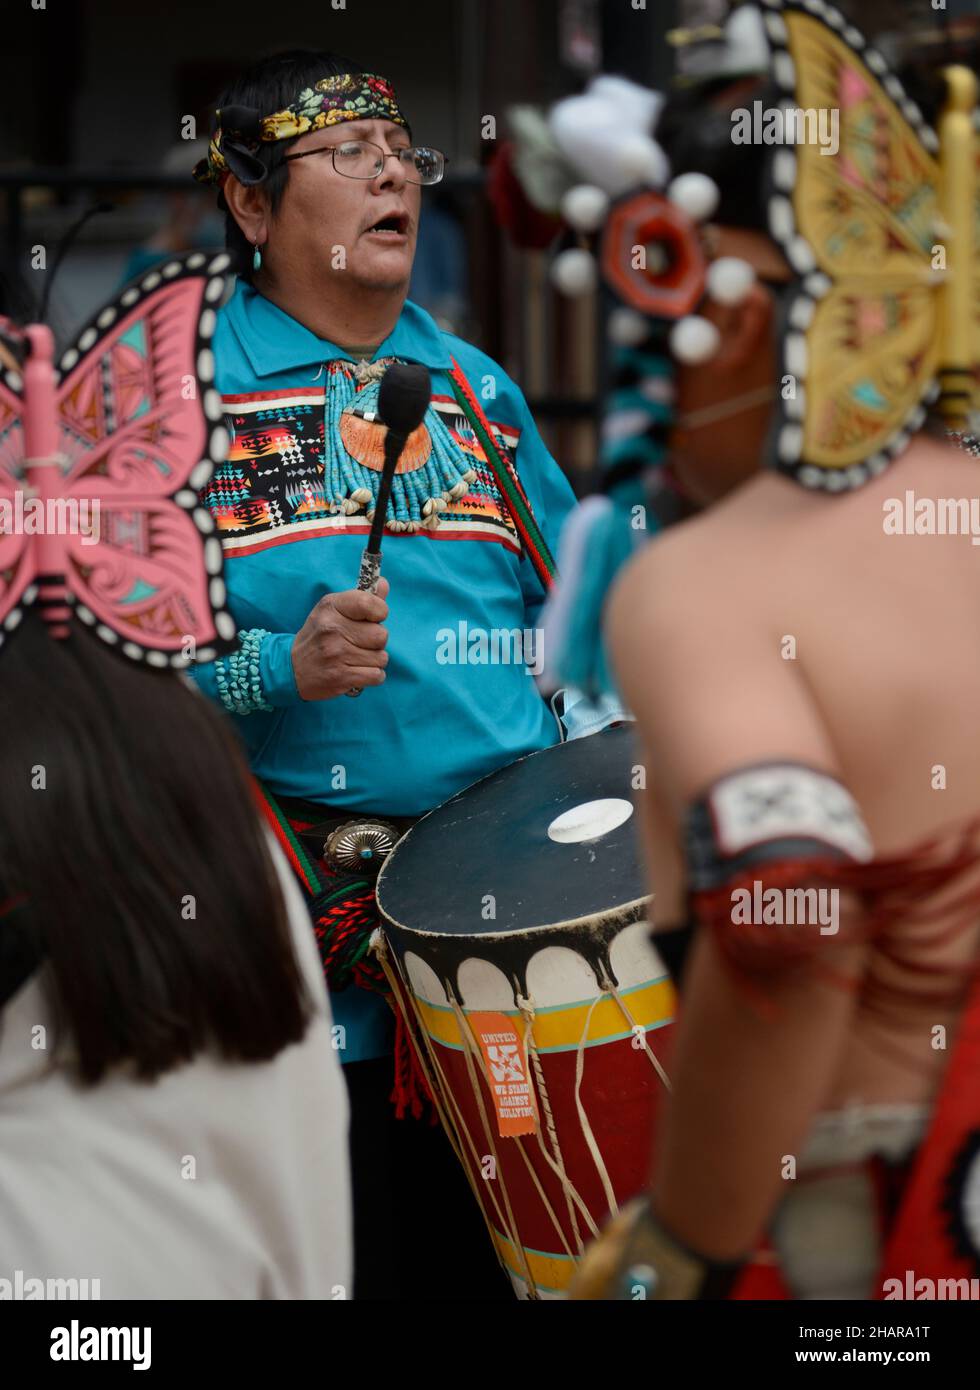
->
xmin=214 ymin=628 xmax=274 ymax=716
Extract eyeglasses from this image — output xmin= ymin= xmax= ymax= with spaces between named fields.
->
xmin=283 ymin=138 xmax=448 ymax=186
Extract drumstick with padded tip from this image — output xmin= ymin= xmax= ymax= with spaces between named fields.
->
xmin=347 ymin=362 xmax=432 ymax=697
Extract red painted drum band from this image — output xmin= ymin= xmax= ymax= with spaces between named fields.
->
xmin=374 ymin=726 xmax=677 ymax=1299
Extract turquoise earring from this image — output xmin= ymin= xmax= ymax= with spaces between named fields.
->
xmin=252 ymin=240 xmax=262 ymax=272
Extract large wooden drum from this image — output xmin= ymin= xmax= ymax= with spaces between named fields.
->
xmin=375 ymin=726 xmax=676 ymax=1299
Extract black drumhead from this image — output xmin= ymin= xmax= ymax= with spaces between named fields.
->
xmin=377 ymin=725 xmax=647 ymax=938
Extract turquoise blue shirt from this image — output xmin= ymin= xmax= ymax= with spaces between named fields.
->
xmin=191 ymin=280 xmax=579 ymax=1062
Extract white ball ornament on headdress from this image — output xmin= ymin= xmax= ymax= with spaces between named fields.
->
xmin=669 ymin=315 xmax=722 ymax=366
xmin=560 ymin=184 xmax=611 ymax=233
xmin=666 ymin=172 xmax=720 ymax=224
xmin=706 ymin=256 xmax=757 ymax=306
xmin=551 ymin=247 xmax=598 ymax=296
xmin=607 ymin=306 xmax=650 ymax=347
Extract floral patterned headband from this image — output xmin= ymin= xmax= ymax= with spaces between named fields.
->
xmin=192 ymin=72 xmax=410 ymax=186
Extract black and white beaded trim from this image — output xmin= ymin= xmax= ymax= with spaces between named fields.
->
xmin=950 ymin=431 xmax=980 ymax=459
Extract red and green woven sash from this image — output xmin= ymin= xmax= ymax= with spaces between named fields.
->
xmin=447 ymin=357 xmax=557 ymax=593
xmin=252 ymin=779 xmax=321 ymax=893
xmin=252 ymin=779 xmax=384 ymax=991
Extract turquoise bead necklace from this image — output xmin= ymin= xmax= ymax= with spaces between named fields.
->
xmin=322 ymin=357 xmax=477 ymax=531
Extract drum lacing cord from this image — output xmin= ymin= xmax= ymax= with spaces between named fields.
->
xmin=454 ymin=997 xmax=599 ymax=1263
xmin=516 ymin=994 xmax=588 ymax=1255
xmin=373 ymin=938 xmax=615 ymax=1289
xmin=416 ymin=1007 xmax=536 ymax=1288
xmin=605 ymin=980 xmax=672 ymax=1093
xmin=574 ymin=995 xmax=620 ymax=1217
xmin=449 ymin=996 xmax=540 ymax=1297
xmin=372 ymin=934 xmax=532 ymax=1291
xmin=456 ymin=996 xmax=599 ymax=1258
xmin=411 ymin=986 xmax=597 ymax=1270
xmin=449 ymin=990 xmax=601 ymax=1279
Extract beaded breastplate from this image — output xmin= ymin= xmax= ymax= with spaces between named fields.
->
xmin=203 ymin=357 xmax=524 ymax=553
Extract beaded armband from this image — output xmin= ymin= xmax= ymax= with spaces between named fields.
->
xmin=213 ymin=628 xmax=274 ymax=716
xmin=685 ymin=762 xmax=873 ymax=893
xmin=681 ymin=762 xmax=874 ymax=979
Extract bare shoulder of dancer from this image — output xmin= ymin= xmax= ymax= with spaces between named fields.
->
xmin=605 ymin=480 xmax=852 ymax=931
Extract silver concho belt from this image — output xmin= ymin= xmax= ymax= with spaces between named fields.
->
xmin=321 ymin=819 xmax=402 ymax=876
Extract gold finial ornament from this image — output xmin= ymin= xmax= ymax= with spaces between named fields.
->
xmin=936 ymin=65 xmax=980 ymax=428
xmin=666 ymin=24 xmax=725 ymax=48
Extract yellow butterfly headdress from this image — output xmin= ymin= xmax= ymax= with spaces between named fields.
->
xmin=759 ymin=0 xmax=979 ymax=489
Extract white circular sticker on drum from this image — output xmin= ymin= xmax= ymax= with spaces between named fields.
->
xmin=547 ymin=797 xmax=634 ymax=844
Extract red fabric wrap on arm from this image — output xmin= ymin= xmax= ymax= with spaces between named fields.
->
xmin=684 ymin=765 xmax=980 ymax=1013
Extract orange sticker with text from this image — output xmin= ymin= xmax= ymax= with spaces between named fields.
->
xmin=467 ymin=1011 xmax=538 ymax=1138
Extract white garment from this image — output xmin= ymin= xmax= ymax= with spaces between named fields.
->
xmin=0 ymin=836 xmax=351 ymax=1299
xmin=770 ymin=1104 xmax=929 ymax=1301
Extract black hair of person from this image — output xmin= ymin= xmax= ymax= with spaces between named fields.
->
xmin=654 ymin=76 xmax=784 ymax=233
xmin=207 ymin=49 xmax=367 ymax=280
xmin=0 ymin=616 xmax=312 ymax=1085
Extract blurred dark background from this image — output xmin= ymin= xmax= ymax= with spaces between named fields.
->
xmin=0 ymin=0 xmax=975 ymax=491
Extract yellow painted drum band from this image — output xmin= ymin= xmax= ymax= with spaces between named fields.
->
xmin=490 ymin=1224 xmax=577 ymax=1296
xmin=413 ymin=976 xmax=676 ymax=1053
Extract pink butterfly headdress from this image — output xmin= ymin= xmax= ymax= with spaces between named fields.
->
xmin=0 ymin=251 xmax=236 ymax=666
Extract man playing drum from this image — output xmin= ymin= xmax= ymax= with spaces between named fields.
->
xmin=188 ymin=48 xmax=615 ymax=1298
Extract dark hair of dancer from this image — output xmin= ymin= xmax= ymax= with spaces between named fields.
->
xmin=0 ymin=616 xmax=312 ymax=1084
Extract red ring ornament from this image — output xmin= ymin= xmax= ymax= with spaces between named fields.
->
xmin=600 ymin=190 xmax=707 ymax=320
